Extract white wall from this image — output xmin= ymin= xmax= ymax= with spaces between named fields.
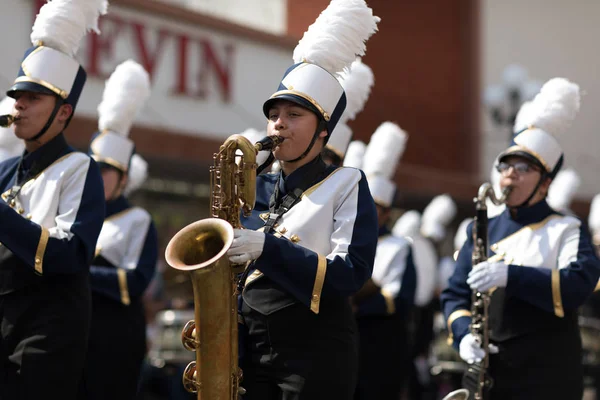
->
xmin=481 ymin=0 xmax=600 ymax=198
xmin=165 ymin=0 xmax=287 ymax=35
xmin=0 ymin=1 xmax=293 ymax=141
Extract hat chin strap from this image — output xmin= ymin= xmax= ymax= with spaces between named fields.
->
xmin=281 ymin=120 xmax=327 ymax=164
xmin=512 ymin=174 xmax=547 ymax=209
xmin=26 ymin=98 xmax=63 ymax=142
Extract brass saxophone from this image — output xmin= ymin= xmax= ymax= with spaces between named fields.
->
xmin=443 ymin=183 xmax=511 ymax=400
xmin=164 ymin=134 xmax=283 ymax=399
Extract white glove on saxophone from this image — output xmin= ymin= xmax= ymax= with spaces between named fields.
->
xmin=459 ymin=333 xmax=499 ymax=364
xmin=227 ymin=229 xmax=265 ymax=264
xmin=467 ymin=260 xmax=508 ymax=292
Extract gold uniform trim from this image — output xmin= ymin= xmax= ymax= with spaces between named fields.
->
xmin=551 ymin=269 xmax=564 ymax=318
xmin=381 ymin=288 xmax=395 ymax=315
xmin=34 ymin=227 xmax=50 ymax=274
xmin=117 ymin=269 xmax=131 ymax=306
xmin=310 ymin=255 xmax=328 ymax=314
xmin=302 ymin=168 xmax=343 ymax=198
xmin=594 ymin=279 xmax=600 ymax=292
xmin=502 ymin=142 xmax=551 ymax=173
xmin=489 ymin=214 xmax=561 ymax=252
xmin=446 ymin=309 xmax=472 ymax=345
xmin=270 ymin=89 xmax=330 ymax=121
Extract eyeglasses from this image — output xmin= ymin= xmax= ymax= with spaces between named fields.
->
xmin=495 ymin=161 xmax=539 ymax=175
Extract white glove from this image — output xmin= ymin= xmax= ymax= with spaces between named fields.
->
xmin=466 ymin=260 xmax=508 ymax=292
xmin=459 ymin=333 xmax=499 ymax=364
xmin=227 ymin=229 xmax=265 ymax=264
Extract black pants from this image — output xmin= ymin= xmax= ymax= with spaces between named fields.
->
xmin=354 ymin=314 xmax=408 ymax=400
xmin=240 ymin=300 xmax=358 ymax=400
xmin=79 ymin=294 xmax=147 ymax=400
xmin=0 ymin=277 xmax=91 ymax=399
xmin=488 ymin=330 xmax=583 ymax=400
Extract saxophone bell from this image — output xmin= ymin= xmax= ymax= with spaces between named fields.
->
xmin=0 ymin=114 xmax=16 ymax=128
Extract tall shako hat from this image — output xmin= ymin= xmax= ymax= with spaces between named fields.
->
xmin=362 ymin=121 xmax=408 ymax=208
xmin=263 ymin=0 xmax=379 ymax=162
xmin=343 ymin=140 xmax=366 ymax=169
xmin=499 ymin=78 xmax=581 ymax=179
xmin=7 ymin=0 xmax=108 ymax=140
xmin=326 ymin=60 xmax=375 ymax=159
xmin=0 ymin=97 xmax=24 ymax=160
xmin=90 ymin=60 xmax=151 ymax=173
xmin=547 ymin=168 xmax=581 ymax=212
xmin=123 ymin=154 xmax=148 ymax=197
xmin=392 ymin=210 xmax=422 ymax=238
xmin=421 ymin=194 xmax=457 ymax=243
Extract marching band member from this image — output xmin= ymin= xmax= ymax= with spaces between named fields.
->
xmin=441 ymin=78 xmax=600 ymax=399
xmin=228 ymin=1 xmax=380 ymax=398
xmin=350 ymin=121 xmax=417 ymax=400
xmin=0 ymin=0 xmax=107 ymax=397
xmin=322 ymin=59 xmax=374 ymax=166
xmin=80 ymin=60 xmax=158 ymax=399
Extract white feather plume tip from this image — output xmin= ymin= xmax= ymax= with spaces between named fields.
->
xmin=339 ymin=59 xmax=374 ymax=121
xmin=421 ymin=194 xmax=457 ymax=242
xmin=362 ymin=122 xmax=408 ymax=179
xmin=454 ymin=218 xmax=473 ymax=251
xmin=31 ymin=0 xmax=109 ymax=57
xmin=98 ymin=60 xmax=151 ymax=136
xmin=521 ymin=78 xmax=580 ymax=138
xmin=293 ymin=0 xmax=380 ymax=77
xmin=124 ymin=154 xmax=148 ymax=196
xmin=547 ymin=168 xmax=581 ymax=212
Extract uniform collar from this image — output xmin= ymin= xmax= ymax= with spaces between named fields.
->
xmin=506 ymin=199 xmax=554 ymax=225
xmin=21 ymin=133 xmax=67 ymax=170
xmin=105 ymin=195 xmax=130 ymax=217
xmin=278 ymin=155 xmax=325 ymax=196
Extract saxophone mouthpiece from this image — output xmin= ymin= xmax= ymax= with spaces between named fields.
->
xmin=255 ymin=135 xmax=285 ymax=152
xmin=0 ymin=114 xmax=15 ymax=128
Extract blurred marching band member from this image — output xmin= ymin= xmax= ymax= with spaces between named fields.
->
xmin=227 ymin=1 xmax=381 ymax=398
xmin=546 ymin=167 xmax=581 ymax=217
xmin=0 ymin=0 xmax=107 ymax=397
xmin=322 ymin=59 xmax=374 ymax=167
xmin=350 ymin=122 xmax=417 ymax=400
xmin=80 ymin=60 xmax=158 ymax=399
xmin=442 ymin=78 xmax=600 ymax=399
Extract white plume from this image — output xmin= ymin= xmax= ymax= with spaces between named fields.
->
xmin=547 ymin=168 xmax=581 ymax=212
xmin=343 ymin=140 xmax=366 ymax=169
xmin=520 ymin=78 xmax=581 ymax=138
xmin=124 ymin=154 xmax=148 ymax=196
xmin=0 ymin=97 xmax=24 ymax=157
xmin=589 ymin=194 xmax=600 ymax=234
xmin=98 ymin=60 xmax=151 ymax=136
xmin=392 ymin=210 xmax=422 ymax=238
xmin=454 ymin=218 xmax=473 ymax=251
xmin=362 ymin=122 xmax=408 ymax=179
xmin=421 ymin=194 xmax=457 ymax=242
xmin=293 ymin=0 xmax=380 ymax=78
xmin=31 ymin=0 xmax=109 ymax=57
xmin=339 ymin=59 xmax=374 ymax=121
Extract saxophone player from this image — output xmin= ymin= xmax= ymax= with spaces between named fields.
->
xmin=441 ymin=78 xmax=600 ymax=399
xmin=79 ymin=60 xmax=158 ymax=399
xmin=0 ymin=1 xmax=107 ymax=397
xmin=226 ymin=1 xmax=380 ymax=398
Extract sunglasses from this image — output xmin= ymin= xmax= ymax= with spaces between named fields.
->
xmin=495 ymin=161 xmax=539 ymax=175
